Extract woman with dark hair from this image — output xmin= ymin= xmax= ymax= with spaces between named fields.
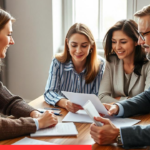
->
xmin=98 ymin=19 xmax=150 ymax=103
xmin=0 ymin=9 xmax=58 ymax=140
xmin=44 ymin=23 xmax=105 ymax=113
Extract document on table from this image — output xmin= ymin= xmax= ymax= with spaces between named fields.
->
xmin=62 ymin=91 xmax=108 ymax=115
xmin=30 ymin=123 xmax=78 ymax=137
xmin=62 ymin=110 xmax=140 ymax=128
xmin=12 ymin=137 xmax=54 ymax=145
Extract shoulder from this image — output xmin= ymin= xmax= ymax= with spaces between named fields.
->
xmin=106 ymin=55 xmax=121 ymax=67
xmin=52 ymin=58 xmax=65 ymax=68
xmin=96 ymin=56 xmax=105 ymax=76
xmin=108 ymin=55 xmax=119 ymax=63
xmin=141 ymin=61 xmax=150 ymax=73
xmin=52 ymin=58 xmax=61 ymax=65
xmin=97 ymin=55 xmax=105 ymax=63
xmin=97 ymin=55 xmax=105 ymax=68
xmin=142 ymin=61 xmax=150 ymax=68
xmin=49 ymin=58 xmax=63 ymax=71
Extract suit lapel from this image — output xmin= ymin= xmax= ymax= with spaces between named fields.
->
xmin=128 ymin=72 xmax=139 ymax=93
xmin=116 ymin=59 xmax=125 ymax=95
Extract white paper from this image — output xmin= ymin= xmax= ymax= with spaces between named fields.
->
xmin=107 ymin=116 xmax=141 ymax=128
xmin=62 ymin=110 xmax=140 ymax=128
xmin=63 ymin=110 xmax=92 ymax=123
xmin=12 ymin=137 xmax=54 ymax=145
xmin=30 ymin=123 xmax=78 ymax=137
xmin=83 ymin=100 xmax=103 ymax=126
xmin=62 ymin=91 xmax=108 ymax=115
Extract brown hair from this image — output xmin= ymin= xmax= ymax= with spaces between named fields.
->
xmin=134 ymin=5 xmax=150 ymax=17
xmin=0 ymin=9 xmax=15 ymax=31
xmin=103 ymin=19 xmax=148 ymax=76
xmin=55 ymin=23 xmax=100 ymax=84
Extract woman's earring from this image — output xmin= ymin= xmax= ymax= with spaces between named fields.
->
xmin=90 ymin=49 xmax=92 ymax=53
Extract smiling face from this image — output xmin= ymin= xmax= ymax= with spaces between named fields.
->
xmin=67 ymin=33 xmax=91 ymax=66
xmin=112 ymin=30 xmax=137 ymax=61
xmin=0 ymin=20 xmax=14 ymax=58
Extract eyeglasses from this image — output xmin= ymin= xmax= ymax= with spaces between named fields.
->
xmin=138 ymin=30 xmax=150 ymax=41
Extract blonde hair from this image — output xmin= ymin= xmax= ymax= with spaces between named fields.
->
xmin=134 ymin=5 xmax=150 ymax=30
xmin=55 ymin=23 xmax=100 ymax=84
xmin=134 ymin=5 xmax=150 ymax=17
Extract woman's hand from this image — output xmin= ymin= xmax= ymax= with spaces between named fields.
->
xmin=37 ymin=111 xmax=58 ymax=129
xmin=103 ymin=103 xmax=119 ymax=116
xmin=66 ymin=101 xmax=83 ymax=113
xmin=30 ymin=110 xmax=42 ymax=118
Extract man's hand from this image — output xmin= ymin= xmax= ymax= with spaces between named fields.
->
xmin=30 ymin=110 xmax=42 ymax=118
xmin=90 ymin=116 xmax=119 ymax=145
xmin=37 ymin=111 xmax=58 ymax=129
xmin=66 ymin=101 xmax=83 ymax=113
xmin=103 ymin=103 xmax=119 ymax=116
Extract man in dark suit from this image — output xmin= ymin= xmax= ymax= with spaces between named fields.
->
xmin=90 ymin=5 xmax=150 ymax=148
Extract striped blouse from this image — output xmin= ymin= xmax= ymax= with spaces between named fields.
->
xmin=44 ymin=56 xmax=105 ymax=106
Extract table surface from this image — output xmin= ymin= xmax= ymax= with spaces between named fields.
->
xmin=0 ymin=95 xmax=150 ymax=150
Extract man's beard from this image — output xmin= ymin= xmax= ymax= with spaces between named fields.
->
xmin=141 ymin=44 xmax=150 ymax=61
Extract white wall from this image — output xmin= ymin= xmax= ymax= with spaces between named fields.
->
xmin=137 ymin=0 xmax=150 ymax=10
xmin=52 ymin=0 xmax=63 ymax=55
xmin=5 ymin=0 xmax=63 ymax=100
xmin=4 ymin=0 xmax=150 ymax=100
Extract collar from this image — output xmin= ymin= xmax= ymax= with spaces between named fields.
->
xmin=64 ymin=60 xmax=86 ymax=74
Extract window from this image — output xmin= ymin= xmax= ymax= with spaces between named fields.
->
xmin=63 ymin=0 xmax=136 ymax=49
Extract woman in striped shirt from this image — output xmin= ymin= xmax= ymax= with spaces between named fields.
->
xmin=44 ymin=23 xmax=105 ymax=113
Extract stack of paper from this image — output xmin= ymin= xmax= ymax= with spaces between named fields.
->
xmin=62 ymin=110 xmax=140 ymax=128
xmin=62 ymin=92 xmax=141 ymax=128
xmin=30 ymin=123 xmax=78 ymax=137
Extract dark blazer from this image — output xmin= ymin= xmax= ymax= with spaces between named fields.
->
xmin=0 ymin=82 xmax=36 ymax=140
xmin=118 ymin=88 xmax=150 ymax=148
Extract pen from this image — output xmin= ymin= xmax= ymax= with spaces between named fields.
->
xmin=44 ymin=108 xmax=60 ymax=111
xmin=54 ymin=113 xmax=62 ymax=116
xmin=39 ymin=110 xmax=62 ymax=116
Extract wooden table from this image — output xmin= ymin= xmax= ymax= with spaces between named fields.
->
xmin=0 ymin=95 xmax=150 ymax=150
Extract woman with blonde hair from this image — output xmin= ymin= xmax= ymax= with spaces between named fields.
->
xmin=44 ymin=23 xmax=105 ymax=113
xmin=0 ymin=9 xmax=58 ymax=140
xmin=99 ymin=19 xmax=150 ymax=103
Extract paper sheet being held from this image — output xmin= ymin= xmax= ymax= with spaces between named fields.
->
xmin=62 ymin=91 xmax=108 ymax=115
xmin=83 ymin=100 xmax=103 ymax=126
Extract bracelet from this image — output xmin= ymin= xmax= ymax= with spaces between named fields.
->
xmin=116 ymin=130 xmax=123 ymax=146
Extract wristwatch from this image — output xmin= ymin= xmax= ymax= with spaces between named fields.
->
xmin=116 ymin=130 xmax=123 ymax=146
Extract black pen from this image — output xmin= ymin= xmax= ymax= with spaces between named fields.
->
xmin=54 ymin=113 xmax=62 ymax=116
xmin=39 ymin=110 xmax=62 ymax=116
